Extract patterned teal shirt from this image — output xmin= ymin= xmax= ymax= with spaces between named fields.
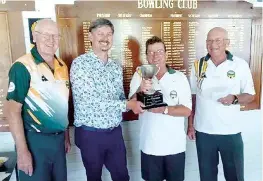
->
xmin=70 ymin=51 xmax=127 ymax=129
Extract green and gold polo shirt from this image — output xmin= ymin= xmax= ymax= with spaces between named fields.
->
xmin=6 ymin=47 xmax=69 ymax=133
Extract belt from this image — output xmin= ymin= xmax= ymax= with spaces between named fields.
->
xmin=80 ymin=125 xmax=117 ymax=132
xmin=27 ymin=130 xmax=64 ymax=135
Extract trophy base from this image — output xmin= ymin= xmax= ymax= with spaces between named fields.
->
xmin=141 ymin=103 xmax=168 ymax=110
xmin=137 ymin=91 xmax=168 ymax=110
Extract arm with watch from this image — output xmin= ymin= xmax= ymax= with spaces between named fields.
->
xmin=130 ymin=74 xmax=192 ymax=117
xmin=217 ymin=93 xmax=255 ymax=106
xmin=150 ymin=104 xmax=191 ymax=117
xmin=234 ymin=93 xmax=255 ymax=104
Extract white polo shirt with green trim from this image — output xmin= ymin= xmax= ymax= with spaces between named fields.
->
xmin=129 ymin=67 xmax=192 ymax=156
xmin=190 ymin=52 xmax=255 ymax=135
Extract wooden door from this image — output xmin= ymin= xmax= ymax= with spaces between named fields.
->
xmin=0 ymin=12 xmax=12 ymax=131
xmin=58 ymin=18 xmax=78 ymax=125
xmin=242 ymin=19 xmax=262 ymax=110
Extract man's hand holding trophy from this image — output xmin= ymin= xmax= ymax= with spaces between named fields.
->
xmin=136 ymin=64 xmax=168 ymax=109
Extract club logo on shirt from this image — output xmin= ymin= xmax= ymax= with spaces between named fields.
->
xmin=227 ymin=70 xmax=235 ymax=79
xmin=170 ymin=90 xmax=177 ymax=99
xmin=8 ymin=82 xmax=15 ymax=92
xmin=41 ymin=75 xmax=48 ymax=81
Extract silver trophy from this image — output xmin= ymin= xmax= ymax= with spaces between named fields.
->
xmin=138 ymin=64 xmax=160 ymax=94
xmin=136 ymin=64 xmax=167 ymax=109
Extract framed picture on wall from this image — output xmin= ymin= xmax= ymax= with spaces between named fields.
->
xmin=28 ymin=18 xmax=46 ymax=48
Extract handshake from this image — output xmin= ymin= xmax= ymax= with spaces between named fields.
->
xmin=126 ymin=98 xmax=145 ymax=114
xmin=126 ymin=78 xmax=152 ymax=114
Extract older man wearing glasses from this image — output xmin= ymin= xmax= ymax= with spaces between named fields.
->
xmin=187 ymin=27 xmax=255 ymax=181
xmin=5 ymin=19 xmax=70 ymax=181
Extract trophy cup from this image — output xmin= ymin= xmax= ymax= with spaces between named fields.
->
xmin=136 ymin=64 xmax=168 ymax=109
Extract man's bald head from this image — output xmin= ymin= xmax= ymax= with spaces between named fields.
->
xmin=34 ymin=19 xmax=58 ymax=33
xmin=207 ymin=27 xmax=228 ymax=40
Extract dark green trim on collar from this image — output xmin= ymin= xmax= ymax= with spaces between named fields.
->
xmin=31 ymin=46 xmax=44 ymax=64
xmin=204 ymin=50 xmax=233 ymax=61
xmin=166 ymin=64 xmax=176 ymax=74
xmin=30 ymin=46 xmax=60 ymax=65
xmin=56 ymin=57 xmax=64 ymax=67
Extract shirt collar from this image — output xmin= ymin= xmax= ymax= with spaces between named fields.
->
xmin=166 ymin=64 xmax=176 ymax=74
xmin=30 ymin=46 xmax=58 ymax=65
xmin=204 ymin=50 xmax=233 ymax=61
xmin=88 ymin=50 xmax=113 ymax=65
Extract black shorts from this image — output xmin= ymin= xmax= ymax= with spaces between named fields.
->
xmin=141 ymin=151 xmax=185 ymax=181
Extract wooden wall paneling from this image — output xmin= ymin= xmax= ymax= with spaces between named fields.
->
xmin=0 ymin=12 xmax=12 ymax=131
xmin=57 ymin=1 xmax=261 ymax=20
xmin=7 ymin=11 xmax=26 ymax=62
xmin=242 ymin=18 xmax=262 ymax=110
xmin=58 ymin=18 xmax=78 ymax=67
xmin=58 ymin=18 xmax=78 ymax=125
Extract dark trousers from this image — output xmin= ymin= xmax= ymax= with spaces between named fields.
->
xmin=196 ymin=131 xmax=244 ymax=181
xmin=141 ymin=151 xmax=185 ymax=181
xmin=19 ymin=131 xmax=67 ymax=181
xmin=75 ymin=126 xmax=129 ymax=181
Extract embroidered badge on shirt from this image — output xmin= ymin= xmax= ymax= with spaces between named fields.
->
xmin=8 ymin=82 xmax=15 ymax=92
xmin=227 ymin=70 xmax=235 ymax=79
xmin=170 ymin=90 xmax=177 ymax=99
xmin=41 ymin=75 xmax=48 ymax=81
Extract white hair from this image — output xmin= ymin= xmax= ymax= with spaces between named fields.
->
xmin=207 ymin=27 xmax=228 ymax=39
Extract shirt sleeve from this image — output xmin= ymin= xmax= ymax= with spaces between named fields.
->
xmin=6 ymin=62 xmax=31 ymax=104
xmin=70 ymin=59 xmax=127 ymax=114
xmin=178 ymin=72 xmax=192 ymax=110
xmin=189 ymin=62 xmax=197 ymax=95
xmin=128 ymin=72 xmax=142 ymax=99
xmin=240 ymin=61 xmax=255 ymax=95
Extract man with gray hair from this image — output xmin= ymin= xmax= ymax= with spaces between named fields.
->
xmin=187 ymin=27 xmax=255 ymax=181
xmin=6 ymin=19 xmax=70 ymax=181
xmin=70 ymin=18 xmax=144 ymax=181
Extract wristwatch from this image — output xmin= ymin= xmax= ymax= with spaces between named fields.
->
xmin=163 ymin=106 xmax=169 ymax=114
xmin=232 ymin=95 xmax=239 ymax=104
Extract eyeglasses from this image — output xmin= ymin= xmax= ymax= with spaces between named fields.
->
xmin=206 ymin=38 xmax=229 ymax=45
xmin=35 ymin=31 xmax=62 ymax=41
xmin=147 ymin=49 xmax=165 ymax=56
